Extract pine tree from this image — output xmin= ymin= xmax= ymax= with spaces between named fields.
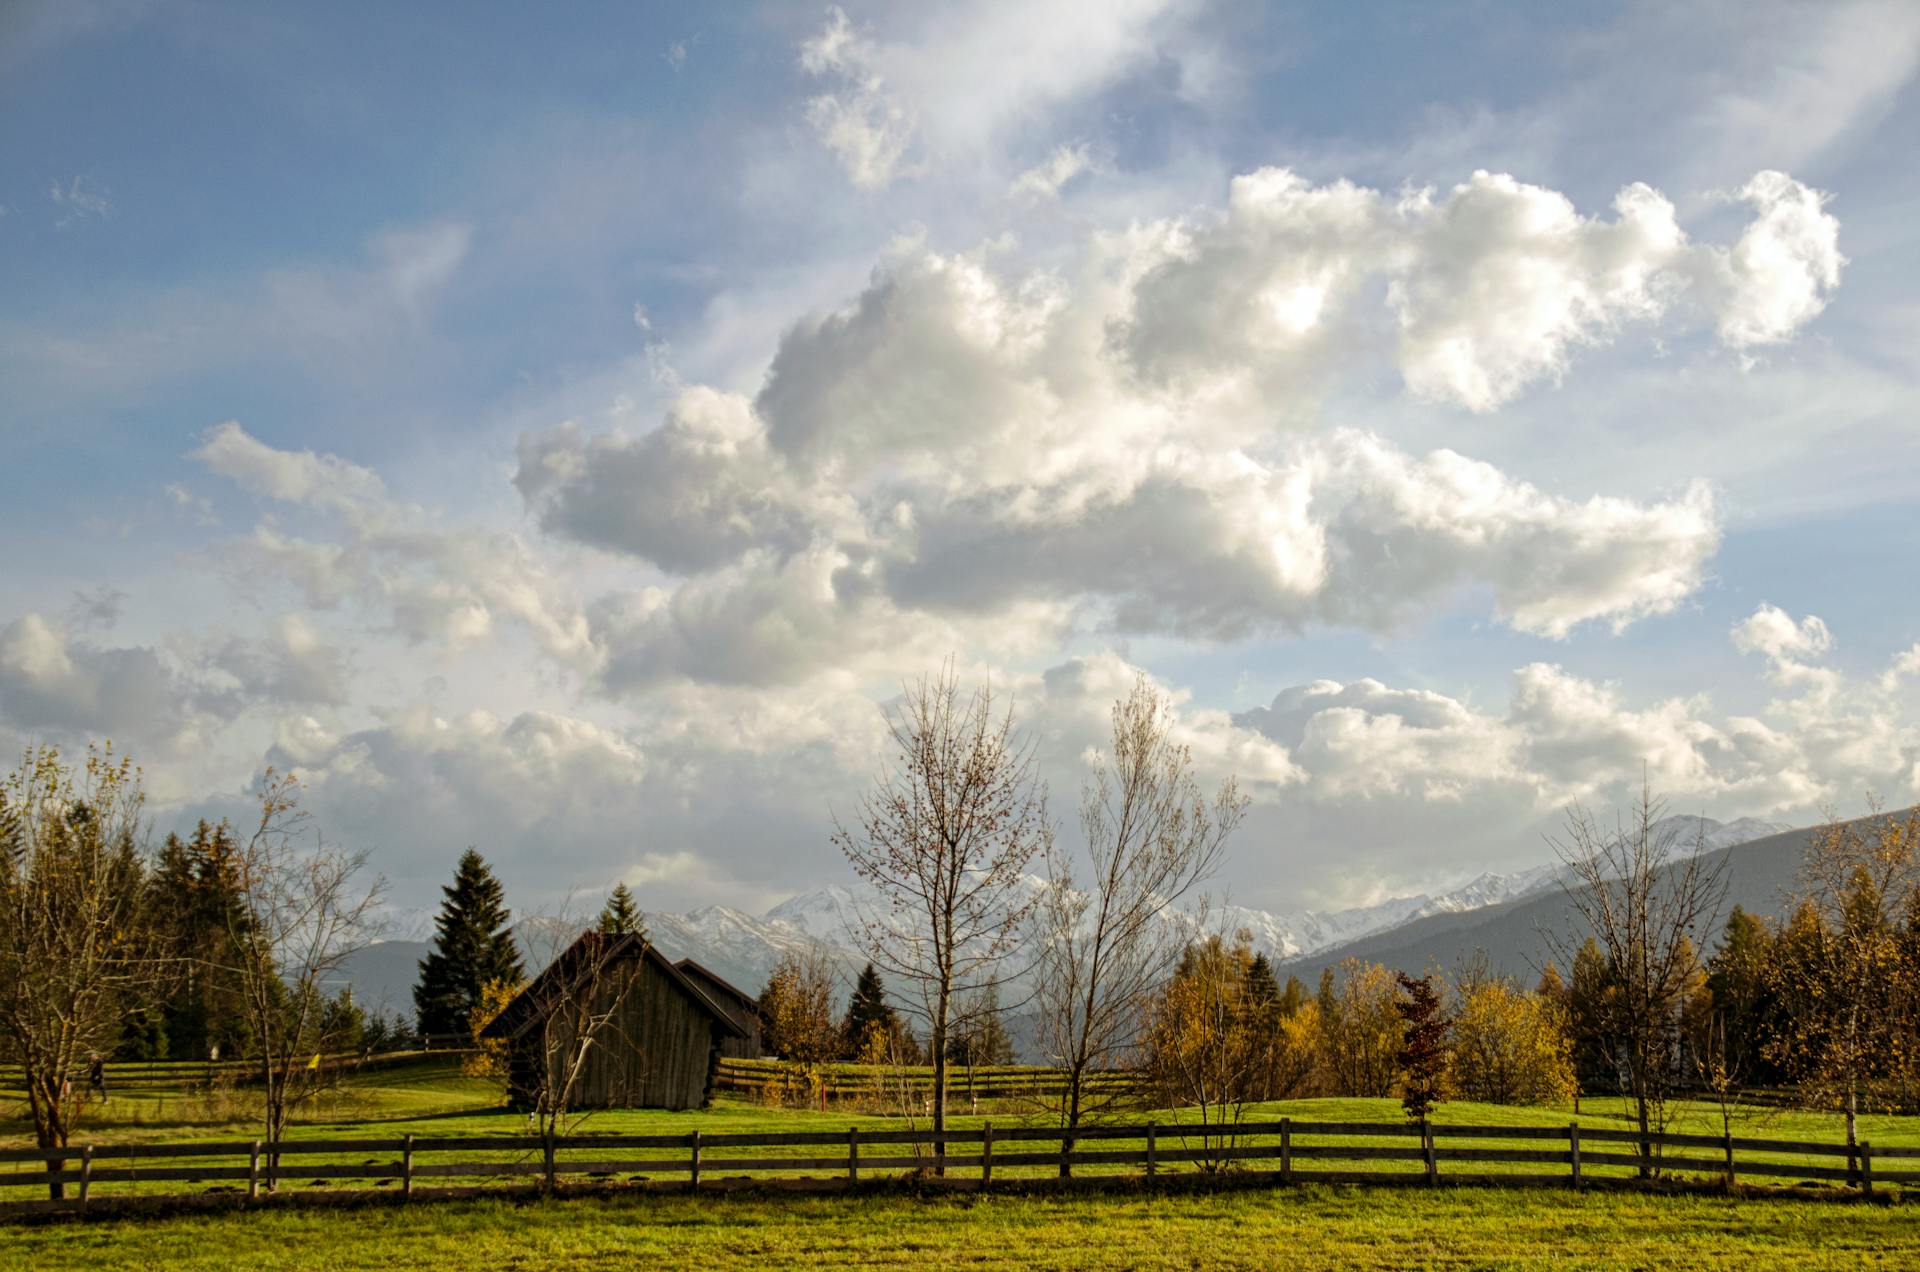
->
xmin=1567 ymin=936 xmax=1619 ymax=1091
xmin=414 ymin=849 xmax=524 ymax=1038
xmin=147 ymin=821 xmax=255 ymax=1061
xmin=946 ymin=985 xmax=1015 ymax=1066
xmin=1244 ymin=952 xmax=1281 ymax=1007
xmin=598 ymin=882 xmax=644 ymax=936
xmin=1395 ymin=971 xmax=1449 ymax=1121
xmin=841 ymin=962 xmax=899 ymax=1059
xmin=1705 ymin=906 xmax=1781 ymax=1084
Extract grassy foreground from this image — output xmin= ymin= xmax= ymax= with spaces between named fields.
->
xmin=4 ymin=1185 xmax=1916 ymax=1270
xmin=9 ymin=1058 xmax=1920 ymax=1267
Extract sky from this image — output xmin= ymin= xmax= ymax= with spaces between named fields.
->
xmin=3 ymin=0 xmax=1918 ymax=930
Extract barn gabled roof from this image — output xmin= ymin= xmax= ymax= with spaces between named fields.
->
xmin=672 ymin=957 xmax=759 ymax=1011
xmin=480 ymin=930 xmax=748 ymax=1041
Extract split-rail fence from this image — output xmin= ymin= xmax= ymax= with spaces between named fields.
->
xmin=3 ymin=1118 xmax=1914 ymax=1219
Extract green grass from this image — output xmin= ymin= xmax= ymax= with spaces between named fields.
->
xmin=3 ymin=1185 xmax=1916 ymax=1270
xmin=8 ymin=1056 xmax=1920 ymax=1196
xmin=11 ymin=1055 xmax=1913 ymax=1151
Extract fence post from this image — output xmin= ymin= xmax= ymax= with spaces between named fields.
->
xmin=542 ymin=1130 xmax=556 ymax=1194
xmin=79 ymin=1145 xmax=93 ymax=1214
xmin=689 ymin=1130 xmax=702 ymax=1192
xmin=1146 ymin=1122 xmax=1156 ymax=1179
xmin=1280 ymin=1117 xmax=1291 ymax=1184
xmin=402 ymin=1134 xmax=414 ymax=1200
xmin=1860 ymin=1141 xmax=1874 ymax=1198
xmin=1723 ymin=1131 xmax=1735 ymax=1191
xmin=1421 ymin=1118 xmax=1436 ymax=1187
xmin=1568 ymin=1124 xmax=1580 ymax=1191
xmin=848 ymin=1126 xmax=859 ymax=1185
xmin=248 ymin=1141 xmax=261 ymax=1202
xmin=982 ymin=1122 xmax=994 ymax=1188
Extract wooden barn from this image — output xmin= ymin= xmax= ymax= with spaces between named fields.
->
xmin=673 ymin=958 xmax=765 ymax=1059
xmin=482 ymin=930 xmax=746 ymax=1111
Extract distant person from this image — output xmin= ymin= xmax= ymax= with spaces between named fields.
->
xmin=88 ymin=1052 xmax=108 ymax=1102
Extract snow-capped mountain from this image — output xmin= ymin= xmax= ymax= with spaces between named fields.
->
xmin=633 ymin=815 xmax=1788 ymax=996
xmin=338 ymin=815 xmax=1792 ymax=1013
xmin=636 ymin=863 xmax=1571 ymax=997
xmin=1653 ymin=815 xmax=1792 ymax=853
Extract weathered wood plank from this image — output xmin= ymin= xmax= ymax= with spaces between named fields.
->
xmin=1433 ymin=1148 xmax=1571 ymax=1164
xmin=1715 ymin=1159 xmax=1857 ymax=1182
xmin=1429 ymin=1125 xmax=1570 ymax=1141
xmin=1287 ymin=1145 xmax=1428 ymax=1162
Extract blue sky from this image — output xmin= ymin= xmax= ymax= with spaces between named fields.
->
xmin=3 ymin=0 xmax=1917 ymax=925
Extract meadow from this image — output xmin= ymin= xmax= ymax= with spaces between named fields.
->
xmin=5 ymin=1056 xmax=1920 ymax=1269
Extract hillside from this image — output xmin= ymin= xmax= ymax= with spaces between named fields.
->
xmin=1278 ymin=815 xmax=1849 ymax=984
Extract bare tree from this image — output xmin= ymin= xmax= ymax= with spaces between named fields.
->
xmin=1033 ymin=673 xmax=1245 ymax=1173
xmin=1545 ymin=779 xmax=1725 ymax=1176
xmin=833 ymin=664 xmax=1050 ymax=1162
xmin=0 ymin=745 xmax=160 ymax=1199
xmin=220 ymin=770 xmax=383 ymax=1180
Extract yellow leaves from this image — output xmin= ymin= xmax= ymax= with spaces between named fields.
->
xmin=1450 ymin=980 xmax=1576 ymax=1105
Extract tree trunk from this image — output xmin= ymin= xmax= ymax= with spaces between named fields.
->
xmin=1846 ymin=1087 xmax=1860 ymax=1183
xmin=43 ymin=1147 xmax=67 ymax=1203
xmin=1635 ymin=1091 xmax=1652 ymax=1180
xmin=1059 ymin=1068 xmax=1083 ymax=1179
xmin=35 ymin=1080 xmax=68 ymax=1201
xmin=927 ymin=980 xmax=951 ymax=1176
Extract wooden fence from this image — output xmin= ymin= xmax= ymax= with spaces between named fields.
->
xmin=3 ymin=1118 xmax=1914 ymax=1219
xmin=0 ymin=1051 xmax=448 ymax=1097
xmin=712 ymin=1058 xmax=1140 ymax=1103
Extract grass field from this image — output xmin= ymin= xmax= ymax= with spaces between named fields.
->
xmin=6 ymin=1057 xmax=1920 ymax=1268
xmin=9 ymin=1054 xmax=1920 ymax=1155
xmin=4 ymin=1185 xmax=1917 ymax=1270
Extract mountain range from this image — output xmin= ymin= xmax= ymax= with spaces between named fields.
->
xmin=336 ymin=813 xmax=1791 ymax=1019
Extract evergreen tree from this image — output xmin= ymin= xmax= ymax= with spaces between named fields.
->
xmin=946 ymin=985 xmax=1015 ymax=1066
xmin=841 ymin=962 xmax=899 ymax=1058
xmin=1395 ymin=971 xmax=1449 ymax=1121
xmin=1566 ymin=936 xmax=1620 ymax=1091
xmin=1244 ymin=952 xmax=1281 ymax=1007
xmin=148 ymin=821 xmax=254 ymax=1060
xmin=1704 ymin=906 xmax=1782 ymax=1084
xmin=414 ymin=849 xmax=524 ymax=1037
xmin=598 ymin=882 xmax=644 ymax=936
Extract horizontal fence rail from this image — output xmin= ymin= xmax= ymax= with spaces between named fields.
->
xmin=712 ymin=1059 xmax=1141 ymax=1101
xmin=1 ymin=1117 xmax=1911 ymax=1220
xmin=0 ymin=1051 xmax=463 ymax=1096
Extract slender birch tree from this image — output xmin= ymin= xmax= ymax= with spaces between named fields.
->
xmin=832 ymin=665 xmax=1049 ymax=1163
xmin=220 ymin=770 xmax=384 ymax=1179
xmin=1545 ymin=780 xmax=1725 ymax=1176
xmin=1033 ymin=673 xmax=1245 ymax=1174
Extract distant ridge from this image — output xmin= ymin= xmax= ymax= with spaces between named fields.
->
xmin=1276 ymin=813 xmax=1862 ymax=984
xmin=335 ymin=813 xmax=1811 ymax=1018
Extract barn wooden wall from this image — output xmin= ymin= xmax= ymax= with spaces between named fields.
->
xmin=675 ymin=964 xmax=764 ymax=1059
xmin=519 ymin=955 xmax=720 ymax=1111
